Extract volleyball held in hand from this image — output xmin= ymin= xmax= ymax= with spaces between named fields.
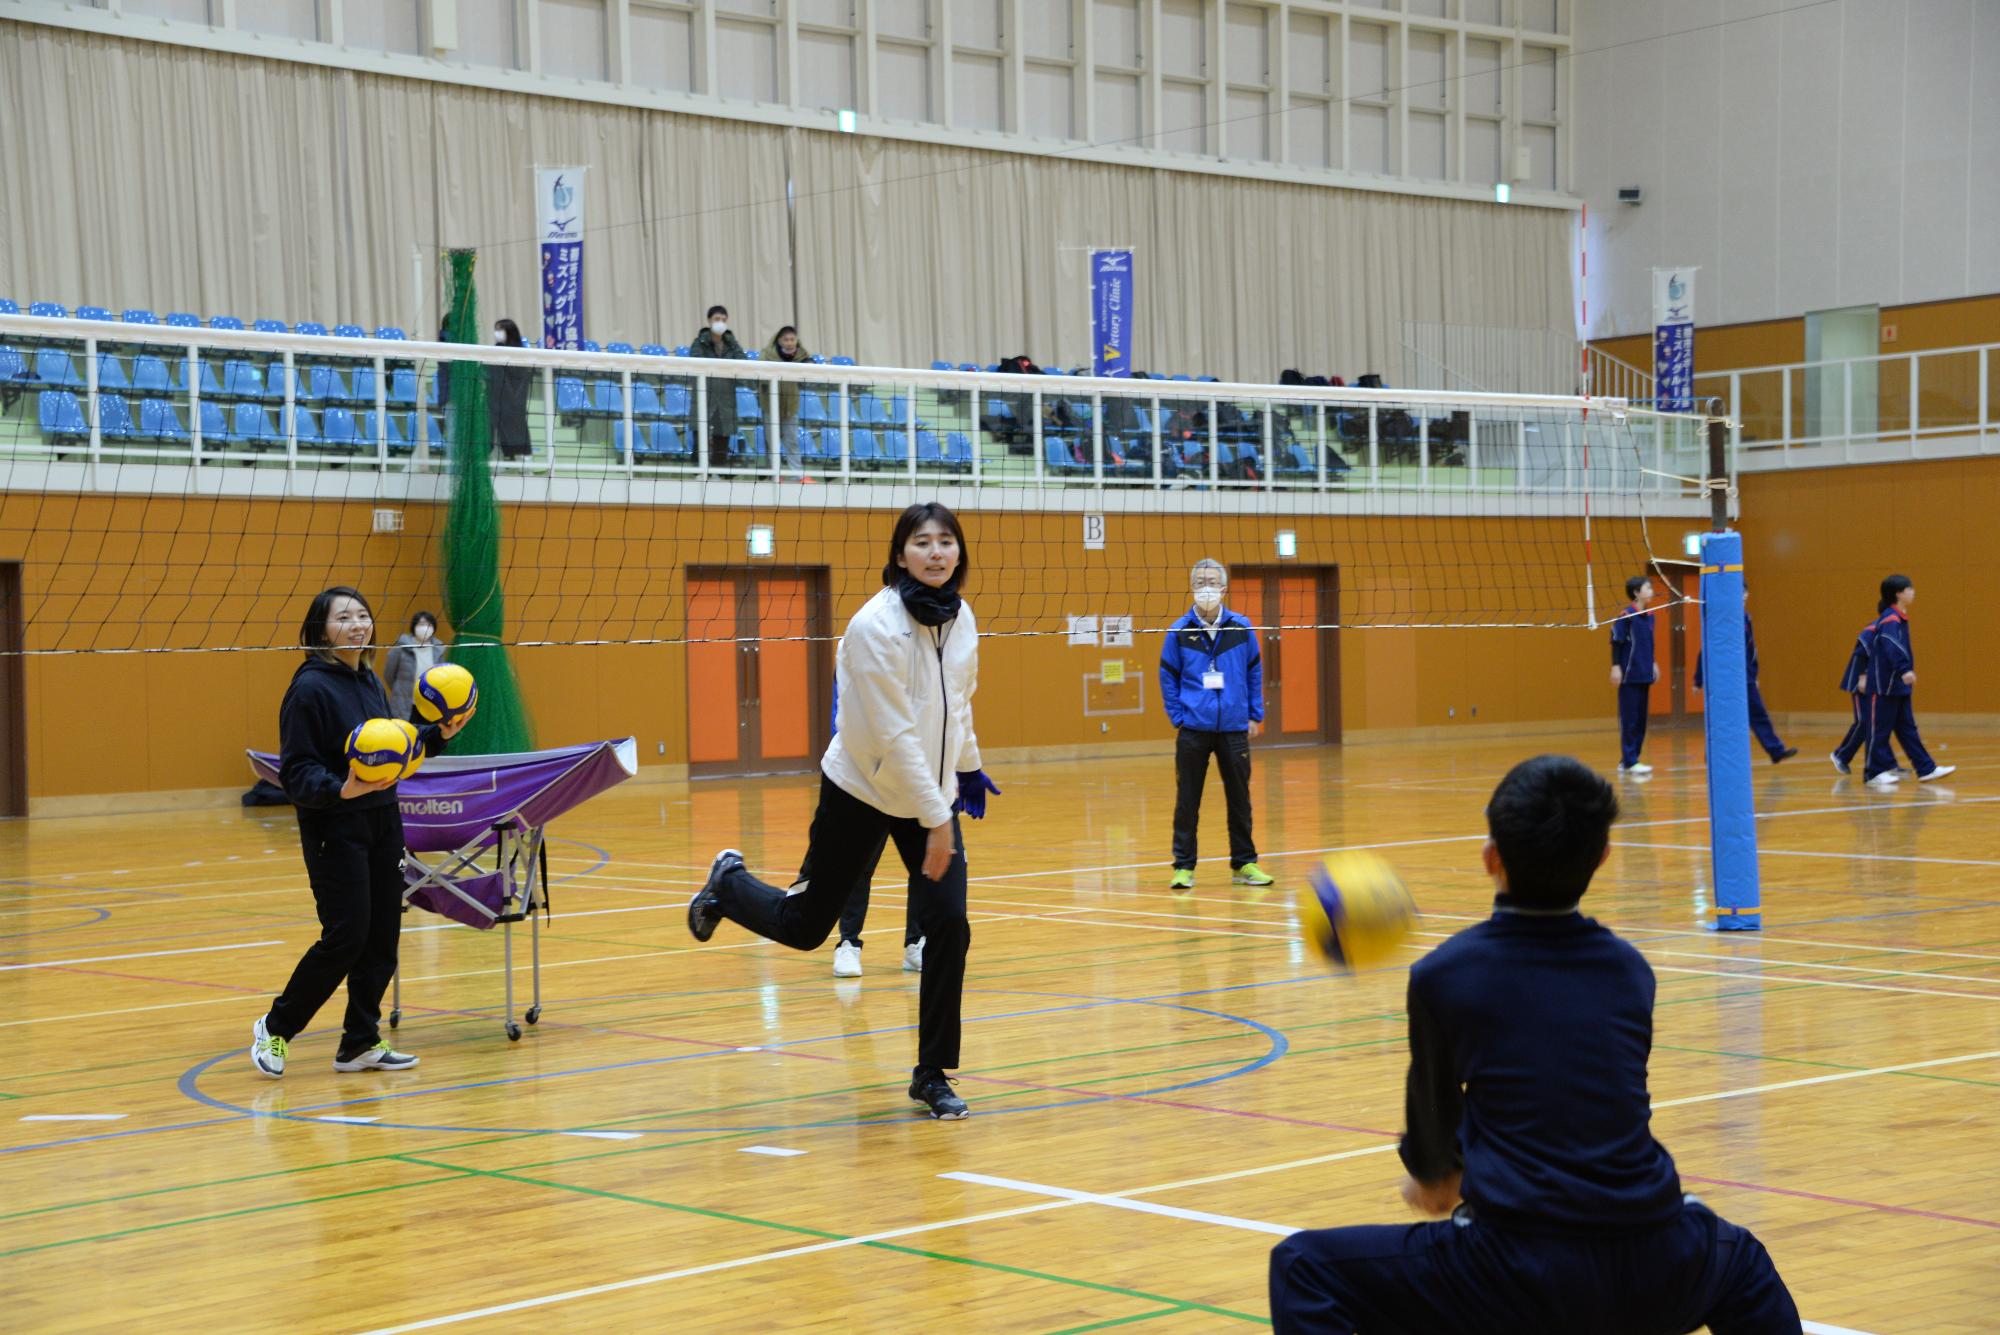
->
xmin=1298 ymin=851 xmax=1419 ymax=972
xmin=414 ymin=662 xmax=478 ymax=725
xmin=392 ymin=719 xmax=425 ymax=777
xmin=346 ymin=717 xmax=420 ymax=784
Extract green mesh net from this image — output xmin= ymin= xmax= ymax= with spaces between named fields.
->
xmin=439 ymin=248 xmax=533 ymax=755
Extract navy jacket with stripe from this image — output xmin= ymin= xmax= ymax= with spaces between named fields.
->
xmin=1867 ymin=608 xmax=1915 ymax=697
xmin=1838 ymin=620 xmax=1878 ymax=694
xmin=1608 ymin=603 xmax=1657 ymax=686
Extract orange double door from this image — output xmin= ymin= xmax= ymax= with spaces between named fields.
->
xmin=1227 ymin=566 xmax=1341 ymax=746
xmin=685 ymin=568 xmax=833 ymax=776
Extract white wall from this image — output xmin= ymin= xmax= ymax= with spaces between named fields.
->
xmin=1574 ymin=0 xmax=2000 ymax=339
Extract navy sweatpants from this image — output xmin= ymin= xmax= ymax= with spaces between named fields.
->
xmin=1833 ymin=695 xmax=1868 ymax=767
xmin=1865 ymin=694 xmax=1936 ymax=781
xmin=1269 ymin=1199 xmax=1800 ymax=1335
xmin=1617 ymin=683 xmax=1651 ymax=766
xmin=1745 ymin=681 xmax=1787 ymax=758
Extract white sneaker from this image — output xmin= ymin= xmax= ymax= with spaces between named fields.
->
xmin=1865 ymin=772 xmax=1901 ymax=789
xmin=1919 ymin=765 xmax=1957 ymax=782
xmin=1628 ymin=762 xmax=1653 ymax=775
xmin=1829 ymin=753 xmax=1850 ymax=774
xmin=832 ymin=940 xmax=863 ymax=977
xmin=251 ymin=1015 xmax=286 ymax=1079
xmin=903 ymin=938 xmax=926 ymax=973
xmin=333 ymin=1042 xmax=420 ymax=1072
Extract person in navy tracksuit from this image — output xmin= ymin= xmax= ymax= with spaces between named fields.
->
xmin=1692 ymin=592 xmax=1797 ymax=764
xmin=1863 ymin=574 xmax=1955 ymax=787
xmin=1159 ymin=559 xmax=1274 ymax=890
xmin=1608 ymin=575 xmax=1657 ymax=774
xmin=1268 ymin=755 xmax=1801 ymax=1335
xmin=1830 ymin=615 xmax=1877 ymax=774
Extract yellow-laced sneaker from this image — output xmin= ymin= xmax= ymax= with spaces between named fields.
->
xmin=1232 ymin=863 xmax=1275 ymax=887
xmin=1169 ymin=868 xmax=1195 ymax=891
xmin=251 ymin=1015 xmax=287 ymax=1079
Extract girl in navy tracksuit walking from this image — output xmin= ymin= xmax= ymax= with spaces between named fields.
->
xmin=1159 ymin=559 xmax=1273 ymax=890
xmin=1863 ymin=575 xmax=1955 ymax=787
xmin=1830 ymin=615 xmax=1877 ymax=774
xmin=1608 ymin=575 xmax=1656 ymax=774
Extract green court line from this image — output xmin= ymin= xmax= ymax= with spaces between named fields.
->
xmin=394 ymin=1156 xmax=1268 ymax=1325
xmin=0 ymin=1172 xmax=472 ymax=1258
xmin=1039 ymin=1306 xmax=1188 ymax=1335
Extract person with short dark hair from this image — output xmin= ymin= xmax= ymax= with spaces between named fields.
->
xmin=690 ymin=304 xmax=748 ymax=459
xmin=250 ymin=587 xmax=474 ymax=1079
xmin=1863 ymin=575 xmax=1954 ymax=787
xmin=687 ymin=502 xmax=999 ymax=1119
xmin=1269 ymin=754 xmax=1802 ymax=1334
xmin=1609 ymin=574 xmax=1657 ymax=775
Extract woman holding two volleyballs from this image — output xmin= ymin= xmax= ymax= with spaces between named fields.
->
xmin=251 ymin=587 xmax=476 ymax=1078
xmin=688 ymin=502 xmax=997 ymax=1120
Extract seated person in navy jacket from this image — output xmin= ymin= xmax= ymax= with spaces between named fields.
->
xmin=1269 ymin=755 xmax=1801 ymax=1335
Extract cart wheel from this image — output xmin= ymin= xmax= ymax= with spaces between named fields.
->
xmin=506 ymin=1022 xmax=522 ymax=1042
xmin=525 ymin=1005 xmax=541 ymax=1026
xmin=389 ymin=1010 xmax=401 ymax=1030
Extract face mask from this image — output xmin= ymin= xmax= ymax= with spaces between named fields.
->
xmin=1193 ymin=587 xmax=1223 ymax=615
xmin=491 ymin=330 xmax=505 ymax=345
xmin=710 ymin=321 xmax=728 ymax=336
xmin=415 ymin=623 xmax=434 ymax=642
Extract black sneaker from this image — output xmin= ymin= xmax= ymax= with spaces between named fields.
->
xmin=1770 ymin=747 xmax=1799 ymax=765
xmin=909 ymin=1066 xmax=969 ymax=1120
xmin=687 ymin=848 xmax=742 ymax=942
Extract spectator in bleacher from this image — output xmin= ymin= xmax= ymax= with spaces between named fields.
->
xmin=764 ymin=325 xmax=817 ymax=476
xmin=382 ymin=611 xmax=449 ymax=724
xmin=691 ymin=305 xmax=747 ymax=458
xmin=487 ymin=318 xmax=532 ymax=459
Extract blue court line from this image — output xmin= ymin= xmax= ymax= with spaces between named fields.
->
xmin=0 ymin=1115 xmax=247 ymax=1155
xmin=0 ymin=907 xmax=112 ymax=942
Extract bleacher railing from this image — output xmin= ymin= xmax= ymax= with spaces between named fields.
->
xmin=0 ymin=315 xmax=1708 ymax=507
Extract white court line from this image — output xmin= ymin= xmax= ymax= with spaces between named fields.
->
xmin=316 ymin=1116 xmax=382 ymax=1125
xmin=1648 ymin=961 xmax=2000 ymax=1005
xmin=942 ymin=1171 xmax=1298 ymax=1235
xmin=0 ymin=941 xmax=283 ymax=972
xmin=563 ymin=1131 xmax=641 ymax=1141
xmin=738 ymin=1145 xmax=807 ymax=1157
xmin=1651 ymin=1048 xmax=2000 ymax=1107
xmin=19 ymin=1113 xmax=128 ymax=1122
xmin=1648 ymin=948 xmax=2000 ymax=989
xmin=944 ymin=1173 xmax=1878 ymax=1335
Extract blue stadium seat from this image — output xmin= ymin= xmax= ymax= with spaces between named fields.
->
xmin=285 ymin=404 xmax=328 ymax=446
xmin=885 ymin=394 xmax=914 ymax=428
xmin=423 ymin=412 xmax=445 ymax=450
xmin=643 ymin=423 xmax=692 ymax=460
xmin=916 ymin=429 xmax=944 ymax=465
xmin=878 ymin=429 xmax=910 ymax=468
xmin=95 ymin=352 xmax=131 ymax=393
xmin=631 ymin=383 xmax=665 ymax=419
xmin=944 ymin=431 xmax=975 ymax=468
xmin=186 ymin=358 xmax=223 ymax=400
xmin=122 ymin=309 xmax=160 ymax=326
xmin=208 ymin=316 xmax=245 ymax=331
xmin=197 ymin=399 xmax=227 ymax=446
xmin=0 ymin=298 xmax=17 ymax=315
xmin=75 ymin=305 xmax=115 ymax=323
xmin=1044 ymin=437 xmax=1091 ymax=475
xmin=607 ymin=341 xmax=635 ymax=355
xmin=164 ymin=312 xmax=202 ymax=328
xmin=387 ymin=367 xmax=419 ymax=406
xmin=659 ymin=383 xmax=691 ymax=419
xmin=252 ymin=319 xmax=289 ymax=334
xmin=809 ymin=354 xmax=826 ymax=364
xmin=797 ymin=391 xmax=833 ymax=426
xmin=299 ymin=365 xmax=349 ymax=403
xmin=958 ymin=363 xmax=978 ymax=373
xmin=139 ymin=399 xmax=189 ymax=443
xmin=35 ymin=349 xmax=82 ymax=388
xmin=38 ymin=391 xmax=88 ymax=440
xmin=730 ymin=426 xmax=767 ymax=461
xmin=0 ymin=346 xmax=26 ymax=384
xmin=28 ymin=301 xmax=68 ymax=318
xmin=262 ymin=363 xmax=289 ymax=401
xmin=849 ymin=429 xmax=883 ymax=466
xmin=373 ymin=326 xmax=408 ymax=341
xmin=580 ymin=340 xmax=602 ymax=353
xmin=555 ymin=376 xmax=589 ymax=419
xmin=384 ymin=412 xmax=413 ymax=455
xmin=672 ymin=345 xmax=690 ymax=357
xmin=852 ymin=394 xmax=889 ymax=427
xmin=830 ymin=355 xmax=856 ymax=367
xmin=230 ymin=401 xmax=276 ymax=446
xmin=346 ymin=364 xmax=378 ymax=405
xmin=320 ymin=406 xmax=361 ymax=451
xmin=97 ymin=395 xmax=138 ymax=440
xmin=131 ymin=354 xmax=175 ymax=395
xmin=588 ymin=379 xmax=623 ymax=417
xmin=930 ymin=361 xmax=952 ymax=372
xmin=745 ymin=349 xmax=761 ymax=361
xmin=294 ymin=321 xmax=329 ymax=337
xmin=332 ymin=323 xmax=367 ymax=340
xmin=794 ymin=427 xmax=833 ymax=463
xmin=352 ymin=410 xmax=387 ymax=453
xmin=639 ymin=343 xmax=669 ymax=357
xmin=734 ymin=385 xmax=763 ymax=422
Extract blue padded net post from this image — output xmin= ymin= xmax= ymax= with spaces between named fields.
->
xmin=1700 ymin=529 xmax=1761 ymax=930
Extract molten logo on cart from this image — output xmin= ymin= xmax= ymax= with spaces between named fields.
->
xmin=401 ymin=797 xmax=466 ymax=816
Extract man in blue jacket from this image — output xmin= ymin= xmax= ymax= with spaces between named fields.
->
xmin=1269 ymin=755 xmax=1800 ymax=1333
xmin=1159 ymin=560 xmax=1274 ymax=890
xmin=1608 ymin=575 xmax=1657 ymax=775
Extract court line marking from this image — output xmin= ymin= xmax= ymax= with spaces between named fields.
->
xmin=0 ymin=941 xmax=283 ymax=972
xmin=738 ymin=1145 xmax=806 ymax=1157
xmin=18 ymin=1113 xmax=127 ymax=1122
xmin=942 ymin=1174 xmax=1878 ymax=1335
xmin=1646 ymin=949 xmax=2000 ymax=989
xmin=1621 ymin=840 xmax=2000 ymax=869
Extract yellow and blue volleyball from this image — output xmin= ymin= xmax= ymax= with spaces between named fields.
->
xmin=1297 ymin=851 xmax=1419 ymax=972
xmin=392 ymin=718 xmax=425 ymax=778
xmin=414 ymin=662 xmax=477 ymax=725
xmin=346 ymin=717 xmax=419 ymax=783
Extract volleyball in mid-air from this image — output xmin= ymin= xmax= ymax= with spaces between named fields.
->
xmin=346 ymin=717 xmax=420 ymax=784
xmin=1297 ymin=851 xmax=1419 ymax=972
xmin=414 ymin=662 xmax=478 ymax=725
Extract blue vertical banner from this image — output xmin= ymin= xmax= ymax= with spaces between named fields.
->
xmin=1652 ymin=267 xmax=1695 ymax=412
xmin=1091 ymin=249 xmax=1133 ymax=378
xmin=1700 ymin=530 xmax=1762 ymax=931
xmin=537 ymin=167 xmax=587 ymax=349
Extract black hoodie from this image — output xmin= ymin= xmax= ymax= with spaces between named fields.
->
xmin=278 ymin=655 xmax=447 ymax=812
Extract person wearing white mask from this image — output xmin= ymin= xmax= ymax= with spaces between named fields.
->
xmin=485 ymin=318 xmax=533 ymax=459
xmin=382 ymin=611 xmax=449 ymax=724
xmin=690 ymin=304 xmax=748 ymax=460
xmin=1158 ymin=559 xmax=1273 ymax=891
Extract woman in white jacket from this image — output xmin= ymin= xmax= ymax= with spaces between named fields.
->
xmin=687 ymin=502 xmax=999 ymax=1120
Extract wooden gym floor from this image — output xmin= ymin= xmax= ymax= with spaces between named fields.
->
xmin=2 ymin=725 xmax=1996 ymax=1333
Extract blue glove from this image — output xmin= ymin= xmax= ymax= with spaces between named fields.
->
xmin=954 ymin=769 xmax=1001 ymax=820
